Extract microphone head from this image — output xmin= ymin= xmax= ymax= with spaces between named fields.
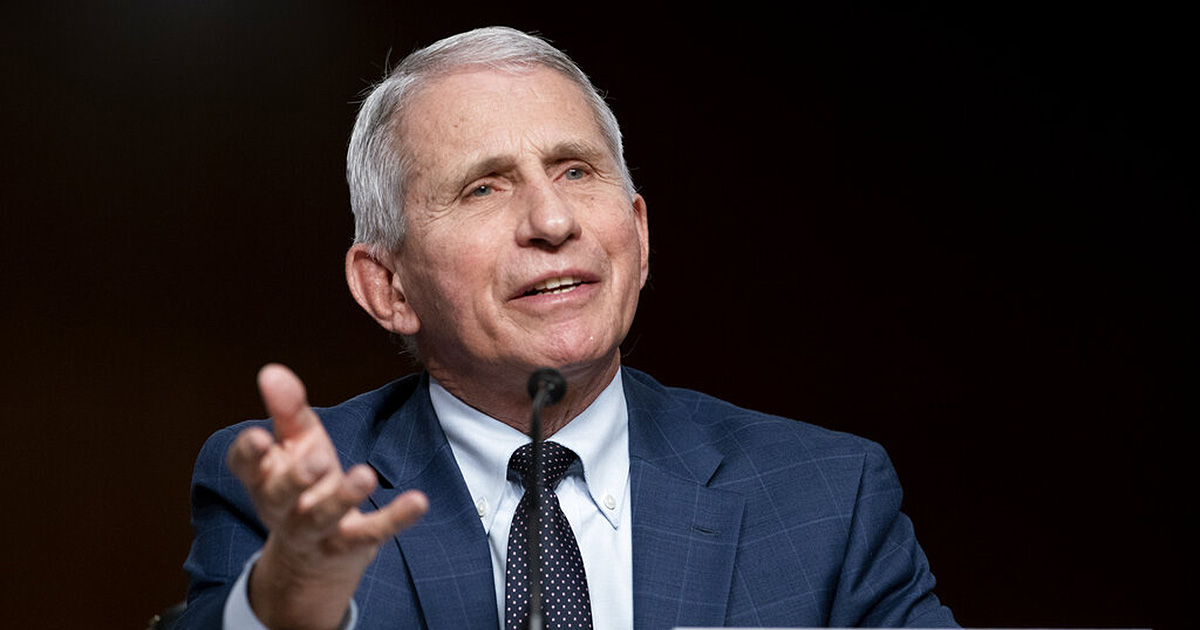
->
xmin=527 ymin=368 xmax=567 ymax=405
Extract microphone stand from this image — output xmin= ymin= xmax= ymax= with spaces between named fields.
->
xmin=525 ymin=368 xmax=566 ymax=630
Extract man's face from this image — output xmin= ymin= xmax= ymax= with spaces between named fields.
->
xmin=390 ymin=68 xmax=649 ymax=383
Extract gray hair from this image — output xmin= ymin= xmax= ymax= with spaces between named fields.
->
xmin=346 ymin=26 xmax=634 ymax=258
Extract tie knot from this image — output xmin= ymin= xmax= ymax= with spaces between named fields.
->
xmin=508 ymin=441 xmax=578 ymax=489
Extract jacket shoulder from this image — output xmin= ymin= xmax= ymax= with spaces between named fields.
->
xmin=622 ymin=366 xmax=885 ymax=463
xmin=622 ymin=368 xmax=956 ymax=628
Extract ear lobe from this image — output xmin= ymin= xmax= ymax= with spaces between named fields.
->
xmin=632 ymin=194 xmax=650 ymax=287
xmin=345 ymin=244 xmax=422 ymax=335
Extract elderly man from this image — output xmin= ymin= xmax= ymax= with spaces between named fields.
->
xmin=178 ymin=26 xmax=957 ymax=630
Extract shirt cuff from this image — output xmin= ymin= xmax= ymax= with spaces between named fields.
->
xmin=223 ymin=551 xmax=359 ymax=630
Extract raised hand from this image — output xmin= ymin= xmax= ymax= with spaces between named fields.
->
xmin=227 ymin=364 xmax=428 ymax=630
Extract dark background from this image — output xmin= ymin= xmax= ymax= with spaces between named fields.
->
xmin=1 ymin=2 xmax=1192 ymax=629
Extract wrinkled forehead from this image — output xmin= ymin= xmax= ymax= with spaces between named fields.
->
xmin=408 ymin=67 xmax=599 ymax=138
xmin=398 ymin=67 xmax=611 ymax=190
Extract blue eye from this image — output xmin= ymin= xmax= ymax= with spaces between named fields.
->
xmin=564 ymin=168 xmax=585 ymax=180
xmin=469 ymin=184 xmax=493 ymax=197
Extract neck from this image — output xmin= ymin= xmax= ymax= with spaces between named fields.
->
xmin=427 ymin=355 xmax=621 ymax=437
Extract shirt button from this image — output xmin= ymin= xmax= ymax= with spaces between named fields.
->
xmin=603 ymin=493 xmax=617 ymax=510
xmin=476 ymin=497 xmax=488 ymax=517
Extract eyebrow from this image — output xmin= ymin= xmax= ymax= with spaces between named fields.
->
xmin=545 ymin=140 xmax=608 ymax=165
xmin=454 ymin=155 xmax=519 ymax=190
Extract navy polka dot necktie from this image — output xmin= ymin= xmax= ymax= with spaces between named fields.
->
xmin=505 ymin=441 xmax=593 ymax=630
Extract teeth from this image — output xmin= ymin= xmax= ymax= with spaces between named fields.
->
xmin=531 ymin=276 xmax=581 ymax=294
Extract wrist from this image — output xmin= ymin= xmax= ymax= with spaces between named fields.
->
xmin=248 ymin=537 xmax=360 ymax=630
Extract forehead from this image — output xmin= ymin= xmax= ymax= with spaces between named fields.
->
xmin=400 ymin=68 xmax=606 ymax=181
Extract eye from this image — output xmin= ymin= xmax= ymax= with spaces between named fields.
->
xmin=468 ymin=184 xmax=493 ymax=198
xmin=564 ymin=167 xmax=586 ymax=181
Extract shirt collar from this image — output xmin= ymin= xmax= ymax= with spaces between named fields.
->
xmin=430 ymin=370 xmax=630 ymax=532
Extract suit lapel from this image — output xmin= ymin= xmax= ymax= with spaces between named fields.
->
xmin=625 ymin=370 xmax=745 ymax=630
xmin=366 ymin=375 xmax=498 ymax=630
xmin=353 ymin=369 xmax=745 ymax=629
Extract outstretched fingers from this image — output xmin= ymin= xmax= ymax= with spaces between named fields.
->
xmin=336 ymin=489 xmax=429 ymax=550
xmin=227 ymin=363 xmax=343 ymax=530
xmin=286 ymin=464 xmax=379 ymax=539
xmin=227 ymin=425 xmax=274 ymax=484
xmin=230 ymin=365 xmax=429 ymax=546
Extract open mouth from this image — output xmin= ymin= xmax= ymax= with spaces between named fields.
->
xmin=522 ymin=275 xmax=589 ymax=297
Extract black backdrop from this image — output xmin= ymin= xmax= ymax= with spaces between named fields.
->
xmin=1 ymin=3 xmax=1191 ymax=629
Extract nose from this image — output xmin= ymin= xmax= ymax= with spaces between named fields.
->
xmin=516 ymin=176 xmax=581 ymax=249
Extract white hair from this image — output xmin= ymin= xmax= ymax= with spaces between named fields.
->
xmin=346 ymin=26 xmax=634 ymax=258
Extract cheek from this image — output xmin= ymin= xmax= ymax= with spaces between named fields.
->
xmin=423 ymin=246 xmax=499 ymax=316
xmin=604 ymin=216 xmax=647 ymax=262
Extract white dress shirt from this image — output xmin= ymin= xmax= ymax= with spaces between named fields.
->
xmin=224 ymin=371 xmax=633 ymax=630
xmin=432 ymin=371 xmax=633 ymax=630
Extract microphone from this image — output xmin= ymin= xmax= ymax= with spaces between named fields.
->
xmin=524 ymin=367 xmax=567 ymax=630
xmin=528 ymin=367 xmax=567 ymax=407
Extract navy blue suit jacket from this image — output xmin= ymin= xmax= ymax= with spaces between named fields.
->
xmin=179 ymin=368 xmax=957 ymax=628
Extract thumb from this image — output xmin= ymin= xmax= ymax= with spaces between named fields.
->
xmin=257 ymin=363 xmax=320 ymax=441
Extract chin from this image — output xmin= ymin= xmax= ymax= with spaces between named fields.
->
xmin=522 ymin=333 xmax=619 ymax=371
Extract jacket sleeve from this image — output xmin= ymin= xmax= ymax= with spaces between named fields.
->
xmin=173 ymin=423 xmax=271 ymax=629
xmin=829 ymin=442 xmax=959 ymax=628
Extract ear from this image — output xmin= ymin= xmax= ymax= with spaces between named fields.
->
xmin=345 ymin=243 xmax=422 ymax=335
xmin=632 ymin=193 xmax=650 ymax=288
